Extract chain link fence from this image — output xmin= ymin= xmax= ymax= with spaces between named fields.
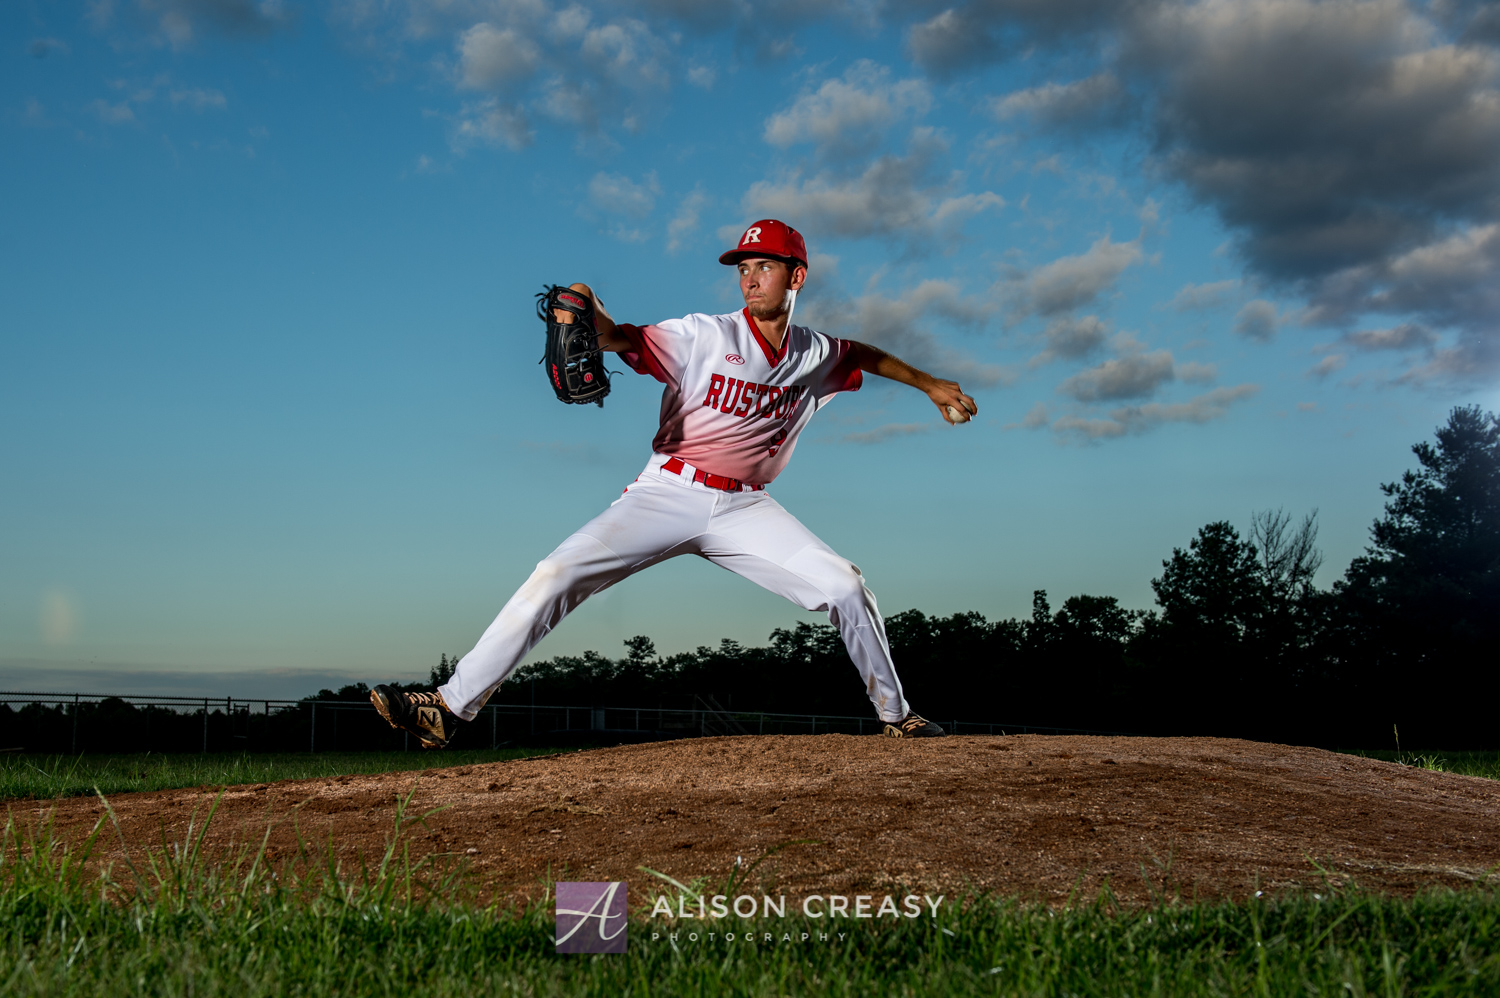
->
xmin=0 ymin=690 xmax=1130 ymax=754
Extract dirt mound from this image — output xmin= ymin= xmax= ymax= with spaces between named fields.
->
xmin=20 ymin=735 xmax=1500 ymax=904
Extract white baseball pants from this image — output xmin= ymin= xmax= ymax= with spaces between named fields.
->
xmin=439 ymin=453 xmax=910 ymax=723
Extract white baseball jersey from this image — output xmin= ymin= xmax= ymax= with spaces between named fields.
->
xmin=614 ymin=308 xmax=863 ymax=485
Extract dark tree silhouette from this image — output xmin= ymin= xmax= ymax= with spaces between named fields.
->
xmin=1332 ymin=405 xmax=1500 ymax=744
xmin=1131 ymin=521 xmax=1268 ymax=734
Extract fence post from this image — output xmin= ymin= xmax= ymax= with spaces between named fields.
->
xmin=491 ymin=706 xmax=496 ymax=749
xmin=71 ymin=694 xmax=79 ymax=754
xmin=203 ymin=698 xmax=209 ymax=753
xmin=310 ymin=702 xmax=316 ymax=753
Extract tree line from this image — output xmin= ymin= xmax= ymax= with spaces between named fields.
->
xmin=472 ymin=405 xmax=1499 ymax=748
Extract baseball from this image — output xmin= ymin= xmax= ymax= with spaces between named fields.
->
xmin=946 ymin=405 xmax=970 ymax=424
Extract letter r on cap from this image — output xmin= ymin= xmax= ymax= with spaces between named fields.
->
xmin=743 ymin=227 xmax=761 ymax=244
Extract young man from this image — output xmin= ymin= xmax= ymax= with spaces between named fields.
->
xmin=371 ymin=219 xmax=976 ymax=747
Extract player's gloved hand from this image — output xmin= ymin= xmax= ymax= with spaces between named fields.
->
xmin=538 ymin=283 xmax=611 ymax=407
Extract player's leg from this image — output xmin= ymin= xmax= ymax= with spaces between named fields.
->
xmin=436 ymin=479 xmax=712 ymax=721
xmin=692 ymin=492 xmax=942 ymax=735
xmin=372 ymin=524 xmax=636 ymax=746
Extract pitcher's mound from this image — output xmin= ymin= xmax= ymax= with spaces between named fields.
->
xmin=26 ymin=735 xmax=1500 ymax=903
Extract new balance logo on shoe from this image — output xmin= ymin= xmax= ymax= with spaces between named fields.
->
xmin=369 ymin=685 xmax=463 ymax=749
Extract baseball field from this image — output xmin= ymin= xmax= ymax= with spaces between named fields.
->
xmin=4 ymin=735 xmax=1499 ymax=995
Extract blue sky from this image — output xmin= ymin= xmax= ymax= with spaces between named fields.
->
xmin=3 ymin=0 xmax=1497 ymax=698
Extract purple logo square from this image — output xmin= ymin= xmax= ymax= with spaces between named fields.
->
xmin=555 ymin=881 xmax=628 ymax=953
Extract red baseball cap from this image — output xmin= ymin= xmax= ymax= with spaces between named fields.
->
xmin=719 ymin=219 xmax=808 ymax=268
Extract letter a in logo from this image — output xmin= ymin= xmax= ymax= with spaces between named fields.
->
xmin=556 ymin=882 xmax=628 ymax=954
xmin=742 ymin=226 xmax=761 ymax=245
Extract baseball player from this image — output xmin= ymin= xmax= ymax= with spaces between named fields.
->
xmin=371 ymin=219 xmax=977 ymax=747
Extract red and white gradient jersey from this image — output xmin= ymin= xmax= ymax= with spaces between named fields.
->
xmin=615 ymin=307 xmax=863 ymax=486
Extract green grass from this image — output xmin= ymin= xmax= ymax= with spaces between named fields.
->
xmin=0 ymin=749 xmax=575 ymax=802
xmin=1 ymin=795 xmax=1498 ymax=997
xmin=1337 ymin=749 xmax=1500 ymax=780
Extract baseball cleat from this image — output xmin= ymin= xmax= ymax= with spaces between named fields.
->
xmin=369 ymin=686 xmax=462 ymax=749
xmin=883 ymin=712 xmax=946 ymax=738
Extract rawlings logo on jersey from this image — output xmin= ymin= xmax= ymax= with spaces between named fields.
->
xmin=701 ymin=374 xmax=807 ymax=420
xmin=725 ymin=353 xmax=744 ymax=365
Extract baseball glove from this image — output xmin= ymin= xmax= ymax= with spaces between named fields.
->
xmin=537 ymin=284 xmax=611 ymax=407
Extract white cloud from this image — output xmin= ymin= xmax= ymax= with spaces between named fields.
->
xmin=1393 ymin=343 xmax=1499 ymax=385
xmin=1029 ymin=315 xmax=1108 ymax=367
xmin=1176 ymin=361 xmax=1217 ymax=384
xmin=1232 ymin=299 xmax=1279 ymax=341
xmin=581 ymin=18 xmax=669 ymax=89
xmin=1009 ymin=236 xmax=1144 ymax=318
xmin=457 ymin=23 xmax=540 ymax=90
xmin=1052 ymin=385 xmax=1261 ymax=440
xmin=743 ymin=131 xmax=1002 ymax=244
xmin=1166 ymin=279 xmax=1238 ymax=311
xmin=551 ymin=4 xmax=589 ymax=39
xmin=992 ymin=72 xmax=1124 ymax=127
xmin=1058 ymin=349 xmax=1176 ymax=401
xmin=764 ymin=60 xmax=932 ymax=158
xmin=385 ymin=0 xmax=550 ymax=43
xmin=1307 ymin=354 xmax=1347 ymax=379
xmin=170 ymin=87 xmax=227 ymax=110
xmin=89 ymin=99 xmax=136 ymax=125
xmin=666 ymin=186 xmax=709 ymax=252
xmin=588 ymin=171 xmax=659 ymax=217
xmin=1310 ymin=224 xmax=1500 ymax=384
xmin=1307 ymin=224 xmax=1499 ymax=382
xmin=136 ymin=0 xmax=295 ymax=49
xmin=933 ymin=192 xmax=1007 ymax=224
xmin=452 ymin=98 xmax=532 ymax=150
xmin=687 ymin=64 xmax=715 ymax=89
xmin=408 ymin=6 xmax=669 ymax=139
xmin=1344 ymin=323 xmax=1438 ymax=351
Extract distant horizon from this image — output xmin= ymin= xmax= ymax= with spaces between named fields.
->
xmin=0 ymin=663 xmax=382 ymax=701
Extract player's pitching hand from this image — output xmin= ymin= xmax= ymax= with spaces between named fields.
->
xmin=928 ymin=381 xmax=977 ymax=424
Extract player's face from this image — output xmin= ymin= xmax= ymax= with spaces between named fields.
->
xmin=738 ymin=258 xmax=807 ymax=320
